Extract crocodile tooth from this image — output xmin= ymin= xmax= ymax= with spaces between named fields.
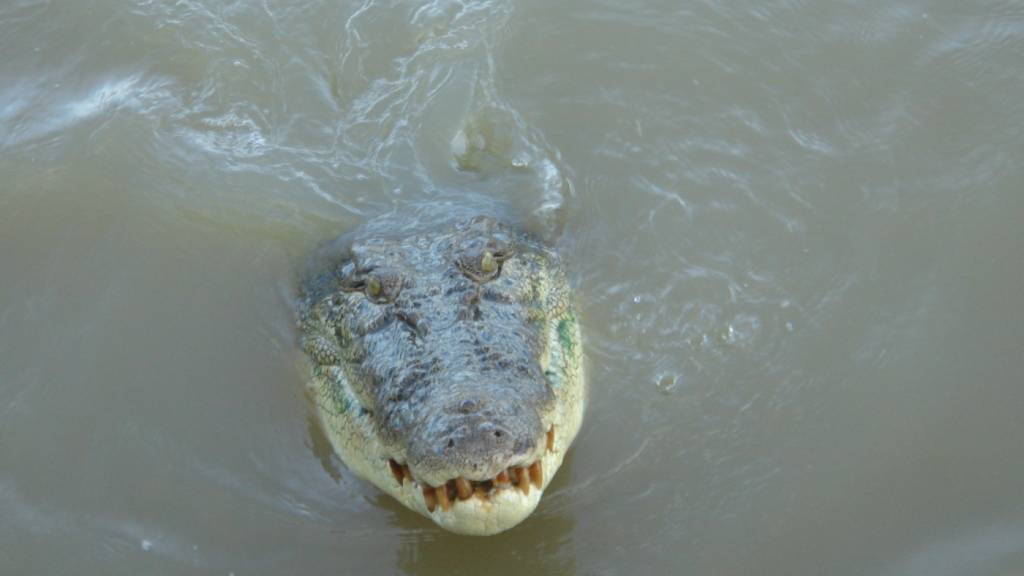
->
xmin=495 ymin=470 xmax=509 ymax=485
xmin=388 ymin=459 xmax=404 ymax=485
xmin=507 ymin=467 xmax=517 ymax=486
xmin=547 ymin=426 xmax=556 ymax=452
xmin=455 ymin=477 xmax=472 ymax=500
xmin=473 ymin=487 xmax=489 ymax=501
xmin=401 ymin=465 xmax=413 ymax=484
xmin=516 ymin=467 xmax=530 ymax=495
xmin=436 ymin=484 xmax=452 ymax=511
xmin=529 ymin=461 xmax=543 ymax=488
xmin=422 ymin=485 xmax=437 ymax=512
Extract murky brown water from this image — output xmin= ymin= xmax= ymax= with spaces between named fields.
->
xmin=2 ymin=1 xmax=1023 ymax=574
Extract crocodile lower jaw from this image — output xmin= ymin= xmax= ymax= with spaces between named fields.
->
xmin=383 ymin=432 xmax=568 ymax=535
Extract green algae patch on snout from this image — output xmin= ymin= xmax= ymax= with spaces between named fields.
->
xmin=557 ymin=313 xmax=577 ymax=357
xmin=315 ymin=367 xmax=353 ymax=416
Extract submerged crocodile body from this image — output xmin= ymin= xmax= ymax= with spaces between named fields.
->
xmin=297 ymin=214 xmax=585 ymax=535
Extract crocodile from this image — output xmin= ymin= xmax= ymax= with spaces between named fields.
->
xmin=296 ymin=213 xmax=585 ymax=535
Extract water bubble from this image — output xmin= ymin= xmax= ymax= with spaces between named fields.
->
xmin=655 ymin=372 xmax=681 ymax=394
xmin=722 ymin=315 xmax=760 ymax=346
xmin=141 ymin=539 xmax=153 ymax=551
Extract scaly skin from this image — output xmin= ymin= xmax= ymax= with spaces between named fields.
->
xmin=297 ymin=214 xmax=585 ymax=535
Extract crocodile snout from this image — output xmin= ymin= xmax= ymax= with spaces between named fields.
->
xmin=405 ymin=393 xmax=543 ymax=486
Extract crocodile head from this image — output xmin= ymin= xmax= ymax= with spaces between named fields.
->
xmin=298 ymin=215 xmax=585 ymax=535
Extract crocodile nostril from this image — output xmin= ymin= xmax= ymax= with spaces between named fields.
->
xmin=457 ymin=399 xmax=477 ymax=414
xmin=494 ymin=430 xmax=503 ymax=438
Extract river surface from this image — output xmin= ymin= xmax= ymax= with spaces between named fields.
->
xmin=2 ymin=1 xmax=1023 ymax=574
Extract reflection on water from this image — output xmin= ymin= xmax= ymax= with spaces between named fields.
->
xmin=394 ymin=510 xmax=576 ymax=575
xmin=307 ymin=409 xmax=345 ymax=485
xmin=2 ymin=0 xmax=1023 ymax=574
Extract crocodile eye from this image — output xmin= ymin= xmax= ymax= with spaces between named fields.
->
xmin=454 ymin=220 xmax=516 ymax=284
xmin=339 ymin=266 xmax=403 ymax=304
xmin=366 ymin=276 xmax=382 ymax=299
xmin=363 ymin=269 xmax=404 ymax=303
xmin=480 ymin=251 xmax=498 ymax=273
